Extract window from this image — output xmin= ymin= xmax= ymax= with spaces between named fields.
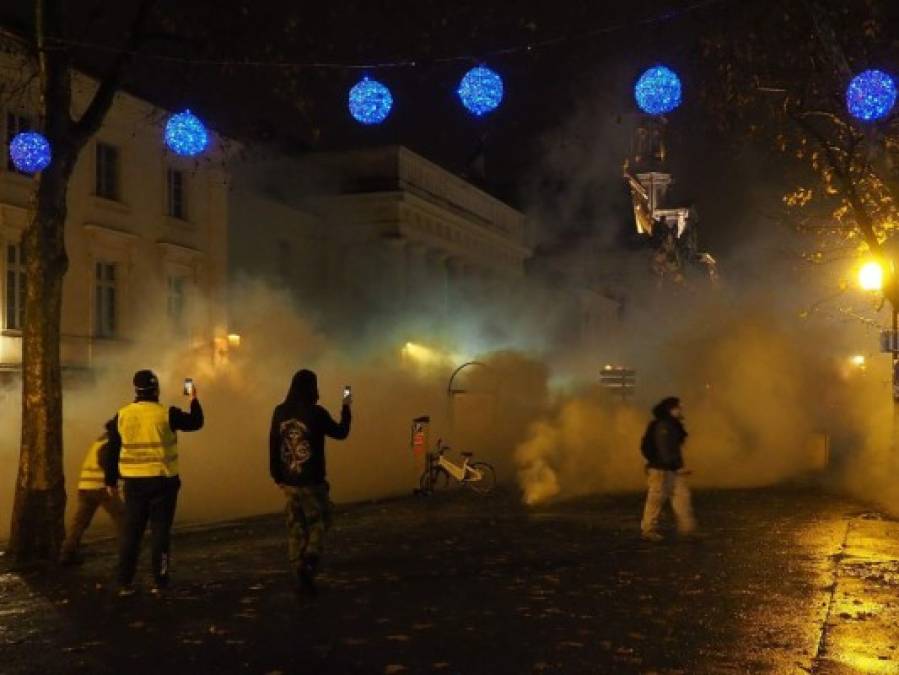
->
xmin=167 ymin=275 xmax=186 ymax=332
xmin=95 ymin=143 xmax=120 ymax=200
xmin=6 ymin=113 xmax=31 ymax=173
xmin=6 ymin=243 xmax=25 ymax=330
xmin=94 ymin=262 xmax=117 ymax=337
xmin=166 ymin=168 xmax=187 ymax=220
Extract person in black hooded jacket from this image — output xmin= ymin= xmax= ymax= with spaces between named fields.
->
xmin=640 ymin=397 xmax=697 ymax=541
xmin=269 ymin=369 xmax=351 ymax=595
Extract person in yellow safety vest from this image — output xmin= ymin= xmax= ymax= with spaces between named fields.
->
xmin=59 ymin=431 xmax=125 ymax=565
xmin=103 ymin=369 xmax=204 ymax=596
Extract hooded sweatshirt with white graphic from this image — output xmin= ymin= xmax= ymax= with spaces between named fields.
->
xmin=269 ymin=370 xmax=351 ymax=486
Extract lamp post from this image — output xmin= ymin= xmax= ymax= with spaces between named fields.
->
xmin=858 ymin=260 xmax=899 ymax=434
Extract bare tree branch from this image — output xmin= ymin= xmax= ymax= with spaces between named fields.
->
xmin=37 ymin=0 xmax=74 ymax=141
xmin=797 ymin=110 xmax=851 ymax=132
xmin=800 ymin=0 xmax=853 ymax=81
xmin=790 ymin=111 xmax=881 ymax=255
xmin=71 ymin=0 xmax=154 ymax=146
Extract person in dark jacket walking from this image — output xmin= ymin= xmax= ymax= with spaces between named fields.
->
xmin=269 ymin=369 xmax=351 ymax=595
xmin=640 ymin=396 xmax=697 ymax=541
xmin=104 ymin=370 xmax=204 ymax=595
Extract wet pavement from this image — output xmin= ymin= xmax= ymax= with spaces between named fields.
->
xmin=1 ymin=485 xmax=898 ymax=674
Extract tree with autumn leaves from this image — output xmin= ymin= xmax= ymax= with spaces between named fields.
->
xmin=699 ymin=0 xmax=899 ymax=304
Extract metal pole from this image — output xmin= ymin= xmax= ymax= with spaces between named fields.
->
xmin=893 ymin=304 xmax=897 ymax=392
xmin=893 ymin=304 xmax=898 ymax=450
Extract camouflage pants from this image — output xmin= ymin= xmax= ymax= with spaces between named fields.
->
xmin=283 ymin=484 xmax=332 ymax=569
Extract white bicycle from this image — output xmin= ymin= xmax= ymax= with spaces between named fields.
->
xmin=419 ymin=439 xmax=496 ymax=495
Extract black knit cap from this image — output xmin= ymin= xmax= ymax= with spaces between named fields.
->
xmin=133 ymin=369 xmax=159 ymax=393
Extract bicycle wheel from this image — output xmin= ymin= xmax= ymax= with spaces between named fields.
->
xmin=419 ymin=467 xmax=451 ymax=492
xmin=465 ymin=462 xmax=496 ymax=495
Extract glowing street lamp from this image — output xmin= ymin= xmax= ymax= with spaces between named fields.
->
xmin=859 ymin=260 xmax=885 ymax=292
xmin=849 ymin=354 xmax=866 ymax=369
xmin=857 ymin=257 xmax=899 ymax=415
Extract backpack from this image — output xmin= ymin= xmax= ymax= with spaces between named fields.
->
xmin=640 ymin=421 xmax=657 ymax=462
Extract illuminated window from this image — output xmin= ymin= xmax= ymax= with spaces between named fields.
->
xmin=6 ymin=113 xmax=31 ymax=173
xmin=5 ymin=242 xmax=25 ymax=330
xmin=166 ymin=168 xmax=186 ymax=220
xmin=94 ymin=262 xmax=117 ymax=337
xmin=95 ymin=143 xmax=120 ymax=200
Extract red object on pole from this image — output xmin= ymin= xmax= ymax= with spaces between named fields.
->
xmin=411 ymin=416 xmax=430 ymax=493
xmin=411 ymin=416 xmax=430 ymax=458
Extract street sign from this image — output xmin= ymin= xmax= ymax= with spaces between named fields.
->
xmin=599 ymin=366 xmax=636 ymax=401
xmin=881 ymin=330 xmax=899 ymax=353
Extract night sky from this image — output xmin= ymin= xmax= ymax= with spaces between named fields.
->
xmin=0 ymin=0 xmax=880 ymax=257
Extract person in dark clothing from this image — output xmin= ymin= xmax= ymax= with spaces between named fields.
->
xmin=640 ymin=397 xmax=697 ymax=541
xmin=269 ymin=369 xmax=351 ymax=596
xmin=104 ymin=370 xmax=204 ymax=595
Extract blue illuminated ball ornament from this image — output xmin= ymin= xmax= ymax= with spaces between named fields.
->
xmin=9 ymin=131 xmax=51 ymax=173
xmin=457 ymin=65 xmax=504 ymax=116
xmin=164 ymin=110 xmax=209 ymax=157
xmin=846 ymin=69 xmax=897 ymax=122
xmin=634 ymin=65 xmax=683 ymax=116
xmin=348 ymin=77 xmax=394 ymax=125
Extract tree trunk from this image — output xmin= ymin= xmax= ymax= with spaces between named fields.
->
xmin=9 ymin=133 xmax=74 ymax=563
xmin=7 ymin=154 xmax=74 ymax=564
xmin=7 ymin=0 xmax=75 ymax=565
xmin=6 ymin=0 xmax=149 ymax=564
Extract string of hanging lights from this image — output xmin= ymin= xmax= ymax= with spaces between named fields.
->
xmin=634 ymin=65 xmax=682 ymax=116
xmin=457 ymin=65 xmax=504 ymax=117
xmin=9 ymin=60 xmax=897 ymax=170
xmin=8 ymin=107 xmax=211 ymax=173
xmin=846 ymin=69 xmax=897 ymax=122
xmin=348 ymin=77 xmax=394 ymax=125
xmin=8 ymin=131 xmax=51 ymax=173
xmin=164 ymin=109 xmax=210 ymax=157
xmin=3 ymin=0 xmax=896 ymax=170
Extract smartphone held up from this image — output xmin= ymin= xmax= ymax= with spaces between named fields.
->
xmin=343 ymin=385 xmax=352 ymax=405
xmin=183 ymin=378 xmax=194 ymax=397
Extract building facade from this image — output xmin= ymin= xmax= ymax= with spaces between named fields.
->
xmin=229 ymin=146 xmax=533 ymax=346
xmin=0 ymin=35 xmax=230 ymax=376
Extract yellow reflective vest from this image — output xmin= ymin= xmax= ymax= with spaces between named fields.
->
xmin=77 ymin=436 xmax=108 ymax=490
xmin=117 ymin=402 xmax=179 ymax=478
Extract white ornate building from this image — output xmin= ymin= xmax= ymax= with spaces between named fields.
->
xmin=0 ymin=30 xmax=231 ymax=376
xmin=229 ymin=146 xmax=534 ymax=345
